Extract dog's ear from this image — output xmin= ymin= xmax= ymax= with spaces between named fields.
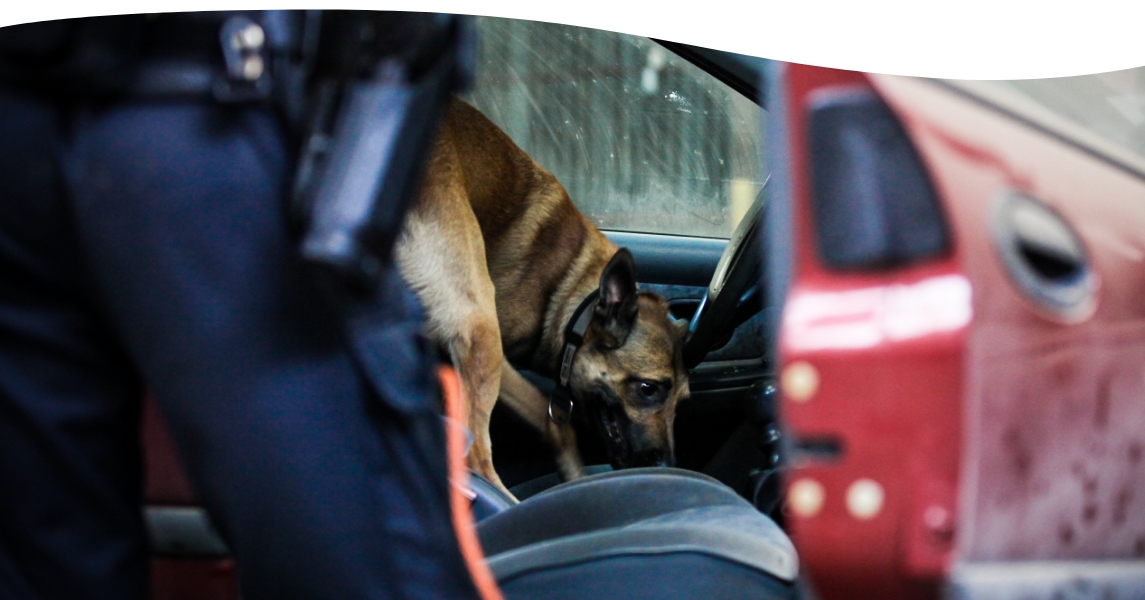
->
xmin=595 ymin=248 xmax=639 ymax=348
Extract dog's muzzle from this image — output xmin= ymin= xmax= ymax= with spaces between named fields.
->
xmin=589 ymin=404 xmax=674 ymax=470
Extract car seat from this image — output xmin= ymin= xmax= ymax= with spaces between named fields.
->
xmin=470 ymin=467 xmax=798 ymax=599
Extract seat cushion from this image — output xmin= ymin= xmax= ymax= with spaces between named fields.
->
xmin=478 ymin=468 xmax=798 ymax=599
xmin=469 ymin=469 xmax=517 ymax=521
xmin=507 ymin=464 xmax=614 ymax=502
xmin=488 ymin=552 xmax=796 ymax=600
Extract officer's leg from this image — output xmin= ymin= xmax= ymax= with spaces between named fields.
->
xmin=0 ymin=90 xmax=149 ymax=599
xmin=62 ymin=101 xmax=480 ymax=599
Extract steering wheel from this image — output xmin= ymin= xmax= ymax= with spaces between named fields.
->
xmin=682 ymin=184 xmax=767 ymax=369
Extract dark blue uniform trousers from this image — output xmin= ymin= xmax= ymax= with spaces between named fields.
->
xmin=0 ymin=87 xmax=481 ymax=599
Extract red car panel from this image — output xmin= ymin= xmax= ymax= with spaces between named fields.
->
xmin=774 ymin=65 xmax=965 ymax=600
xmin=776 ymin=64 xmax=1145 ymax=598
xmin=872 ymin=74 xmax=1145 ymax=563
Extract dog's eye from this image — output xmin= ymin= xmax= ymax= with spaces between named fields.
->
xmin=633 ymin=380 xmax=666 ymax=406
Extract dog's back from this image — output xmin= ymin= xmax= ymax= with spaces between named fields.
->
xmin=432 ymin=100 xmax=617 ymax=372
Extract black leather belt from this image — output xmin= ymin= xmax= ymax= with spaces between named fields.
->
xmin=128 ymin=12 xmax=288 ymax=103
xmin=0 ymin=12 xmax=286 ymax=102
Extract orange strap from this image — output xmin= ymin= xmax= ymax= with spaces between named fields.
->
xmin=438 ymin=366 xmax=505 ymax=600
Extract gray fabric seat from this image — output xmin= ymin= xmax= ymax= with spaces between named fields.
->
xmin=469 ymin=469 xmax=518 ymax=522
xmin=476 ymin=468 xmax=798 ymax=599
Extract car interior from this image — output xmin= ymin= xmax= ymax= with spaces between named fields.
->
xmin=463 ymin=16 xmax=777 ymax=503
xmin=143 ymin=16 xmax=797 ymax=600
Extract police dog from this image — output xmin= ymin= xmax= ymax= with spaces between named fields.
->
xmin=395 ymin=99 xmax=690 ymax=497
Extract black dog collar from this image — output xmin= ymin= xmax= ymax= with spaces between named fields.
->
xmin=548 ymin=289 xmax=599 ymax=425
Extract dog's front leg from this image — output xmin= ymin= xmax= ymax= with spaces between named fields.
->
xmin=498 ymin=364 xmax=589 ymax=481
xmin=394 ymin=176 xmax=517 ymax=498
xmin=445 ymin=321 xmax=512 ymax=496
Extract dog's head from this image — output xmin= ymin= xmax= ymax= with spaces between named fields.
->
xmin=569 ymin=248 xmax=690 ymax=469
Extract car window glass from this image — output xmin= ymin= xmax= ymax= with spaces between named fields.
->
xmin=462 ymin=17 xmax=766 ymax=239
xmin=989 ymin=67 xmax=1145 ymax=161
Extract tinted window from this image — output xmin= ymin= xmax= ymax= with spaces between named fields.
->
xmin=808 ymin=91 xmax=949 ymax=270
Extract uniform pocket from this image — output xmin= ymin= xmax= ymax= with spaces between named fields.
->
xmin=344 ymin=269 xmax=440 ymax=417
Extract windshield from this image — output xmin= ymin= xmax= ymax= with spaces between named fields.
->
xmin=995 ymin=68 xmax=1145 ymax=158
xmin=463 ymin=17 xmax=766 ymax=239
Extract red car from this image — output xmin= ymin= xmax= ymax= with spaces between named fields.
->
xmin=772 ymin=66 xmax=1145 ymax=598
xmin=138 ymin=14 xmax=1145 ymax=600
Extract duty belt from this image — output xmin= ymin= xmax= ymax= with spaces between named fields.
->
xmin=0 ymin=11 xmax=474 ymax=294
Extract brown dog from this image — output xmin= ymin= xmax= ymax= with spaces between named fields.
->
xmin=395 ymin=99 xmax=690 ymax=496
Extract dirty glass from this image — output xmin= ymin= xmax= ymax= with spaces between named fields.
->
xmin=462 ymin=17 xmax=766 ymax=239
xmin=988 ymin=67 xmax=1145 ymax=161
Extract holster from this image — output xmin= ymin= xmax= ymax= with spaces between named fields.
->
xmin=291 ymin=12 xmax=474 ymax=294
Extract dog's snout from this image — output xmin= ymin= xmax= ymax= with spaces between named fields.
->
xmin=631 ymin=449 xmax=674 ymax=468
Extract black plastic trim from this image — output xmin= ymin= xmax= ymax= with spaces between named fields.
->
xmin=603 ymin=231 xmax=726 ymax=287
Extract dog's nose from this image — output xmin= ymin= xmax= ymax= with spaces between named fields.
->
xmin=630 ymin=449 xmax=673 ymax=468
xmin=644 ymin=450 xmax=674 ymax=468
